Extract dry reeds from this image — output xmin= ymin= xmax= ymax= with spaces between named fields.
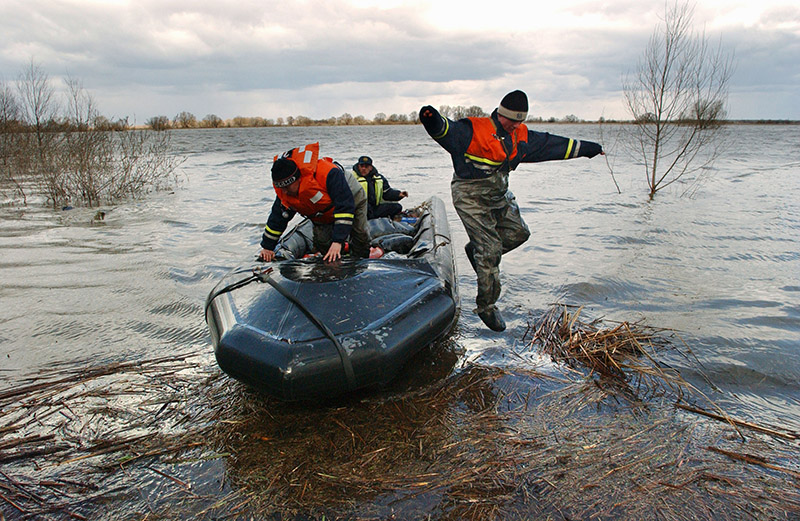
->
xmin=525 ymin=304 xmax=800 ymax=439
xmin=525 ymin=303 xmax=686 ymax=398
xmin=0 ymin=318 xmax=798 ymax=520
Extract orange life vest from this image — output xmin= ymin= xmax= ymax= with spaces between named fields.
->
xmin=464 ymin=118 xmax=528 ymax=172
xmin=273 ymin=142 xmax=339 ymax=223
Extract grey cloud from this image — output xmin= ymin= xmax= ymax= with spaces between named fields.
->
xmin=1 ymin=0 xmax=798 ymax=120
xmin=2 ymin=0 xmax=517 ymax=88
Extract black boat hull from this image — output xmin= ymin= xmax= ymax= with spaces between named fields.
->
xmin=205 ymin=196 xmax=458 ymax=401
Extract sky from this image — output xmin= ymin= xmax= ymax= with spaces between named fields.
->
xmin=1 ymin=0 xmax=798 ymax=122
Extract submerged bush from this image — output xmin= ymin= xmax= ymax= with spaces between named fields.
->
xmin=1 ymin=125 xmax=183 ymax=209
xmin=1 ymin=62 xmax=183 ymax=208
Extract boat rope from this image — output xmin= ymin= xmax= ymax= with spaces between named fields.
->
xmin=205 ymin=265 xmax=357 ymax=391
xmin=252 ymin=266 xmax=357 ymax=392
xmin=203 ymin=268 xmax=263 ymax=323
xmin=432 ymin=233 xmax=451 ymax=251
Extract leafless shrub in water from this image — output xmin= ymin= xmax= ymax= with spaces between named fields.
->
xmin=0 ymin=61 xmax=182 ymax=209
xmin=622 ymin=1 xmax=734 ymax=199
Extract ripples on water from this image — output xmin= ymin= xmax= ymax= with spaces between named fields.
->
xmin=1 ymin=124 xmax=798 ymax=429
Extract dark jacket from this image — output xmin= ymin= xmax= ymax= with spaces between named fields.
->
xmin=352 ymin=164 xmax=403 ymax=208
xmin=419 ymin=107 xmax=602 ymax=180
xmin=260 ymin=165 xmax=355 ymax=251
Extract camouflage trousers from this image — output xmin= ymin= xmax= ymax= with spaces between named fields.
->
xmin=312 ymin=172 xmax=370 ymax=258
xmin=451 ymin=177 xmax=531 ymax=313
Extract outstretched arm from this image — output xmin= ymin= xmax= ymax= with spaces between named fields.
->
xmin=418 ymin=105 xmax=473 ymax=155
xmin=380 ymin=174 xmax=406 ymax=201
xmin=518 ymin=129 xmax=603 ymax=163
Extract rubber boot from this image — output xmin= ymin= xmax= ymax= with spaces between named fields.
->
xmin=477 ymin=308 xmax=506 ymax=332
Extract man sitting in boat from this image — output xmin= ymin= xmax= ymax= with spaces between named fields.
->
xmin=259 ymin=142 xmax=370 ymax=263
xmin=352 ymin=155 xmax=409 ymax=220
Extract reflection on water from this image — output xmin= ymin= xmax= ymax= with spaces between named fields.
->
xmin=1 ymin=125 xmax=798 ymax=426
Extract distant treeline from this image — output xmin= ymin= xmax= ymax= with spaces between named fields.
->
xmin=147 ymin=109 xmax=669 ymax=130
xmin=148 ymin=106 xmax=487 ymax=130
xmin=3 ymin=102 xmax=797 ymax=134
xmin=146 ymin=111 xmax=800 ymax=130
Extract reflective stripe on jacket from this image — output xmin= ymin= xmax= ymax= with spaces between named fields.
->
xmin=355 ymin=172 xmax=386 ymax=205
xmin=464 ymin=118 xmax=528 ymax=174
xmin=421 ymin=107 xmax=596 ymax=181
xmin=262 ymin=143 xmax=358 ymax=251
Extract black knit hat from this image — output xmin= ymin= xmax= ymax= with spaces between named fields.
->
xmin=271 ymin=158 xmax=300 ymax=188
xmin=497 ymin=90 xmax=528 ymax=121
xmin=357 ymin=155 xmax=372 ymax=166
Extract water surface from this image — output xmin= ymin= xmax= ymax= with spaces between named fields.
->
xmin=1 ymin=123 xmax=798 ymax=432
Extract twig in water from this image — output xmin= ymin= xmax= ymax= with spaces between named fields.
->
xmin=598 ymin=119 xmax=621 ymax=194
xmin=706 ymin=446 xmax=800 ymax=479
xmin=677 ymin=403 xmax=799 ymax=441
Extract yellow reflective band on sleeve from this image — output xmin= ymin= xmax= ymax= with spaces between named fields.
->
xmin=432 ymin=117 xmax=449 ymax=140
xmin=464 ymin=153 xmax=503 ymax=167
xmin=334 ymin=212 xmax=354 ymax=219
xmin=564 ymin=139 xmax=574 ymax=159
xmin=264 ymin=225 xmax=282 ymax=238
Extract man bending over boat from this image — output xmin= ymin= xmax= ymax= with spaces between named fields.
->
xmin=418 ymin=90 xmax=604 ymax=332
xmin=259 ymin=142 xmax=370 ymax=263
xmin=352 ymin=155 xmax=409 ymax=220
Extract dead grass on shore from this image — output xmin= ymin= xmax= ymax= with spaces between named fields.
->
xmin=0 ymin=309 xmax=798 ymax=520
xmin=524 ymin=303 xmax=685 ymax=397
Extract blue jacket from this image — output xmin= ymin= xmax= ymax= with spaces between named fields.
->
xmin=419 ymin=107 xmax=602 ymax=180
xmin=260 ymin=165 xmax=355 ymax=251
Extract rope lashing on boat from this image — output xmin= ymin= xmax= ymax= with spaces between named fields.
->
xmin=252 ymin=266 xmax=357 ymax=392
xmin=204 ymin=267 xmax=264 ymax=323
xmin=432 ymin=233 xmax=451 ymax=252
xmin=206 ymin=265 xmax=357 ymax=391
xmin=407 ymin=210 xmax=450 ymax=257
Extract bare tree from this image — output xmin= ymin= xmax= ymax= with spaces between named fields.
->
xmin=0 ymin=81 xmax=21 ymax=129
xmin=201 ymin=114 xmax=224 ymax=128
xmin=465 ymin=105 xmax=487 ymax=118
xmin=0 ymin=80 xmax=27 ymax=203
xmin=622 ymin=1 xmax=734 ymax=199
xmin=17 ymin=61 xmax=58 ymax=148
xmin=174 ymin=111 xmax=197 ymax=129
xmin=3 ymin=62 xmax=182 ymax=208
xmin=64 ymin=76 xmax=96 ymax=130
xmin=336 ymin=113 xmax=353 ymax=126
xmin=63 ymin=76 xmax=112 ymax=207
xmin=388 ymin=113 xmax=408 ymax=123
xmin=147 ymin=115 xmax=171 ymax=131
xmin=15 ymin=62 xmax=66 ymax=205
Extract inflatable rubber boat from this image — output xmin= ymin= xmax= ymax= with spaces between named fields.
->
xmin=205 ymin=196 xmax=458 ymax=401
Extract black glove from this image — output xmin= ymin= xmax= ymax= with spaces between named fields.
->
xmin=582 ymin=141 xmax=603 ymax=158
xmin=419 ymin=105 xmax=438 ymax=131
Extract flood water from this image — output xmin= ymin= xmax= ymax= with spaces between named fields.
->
xmin=0 ymin=123 xmax=799 ymax=516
